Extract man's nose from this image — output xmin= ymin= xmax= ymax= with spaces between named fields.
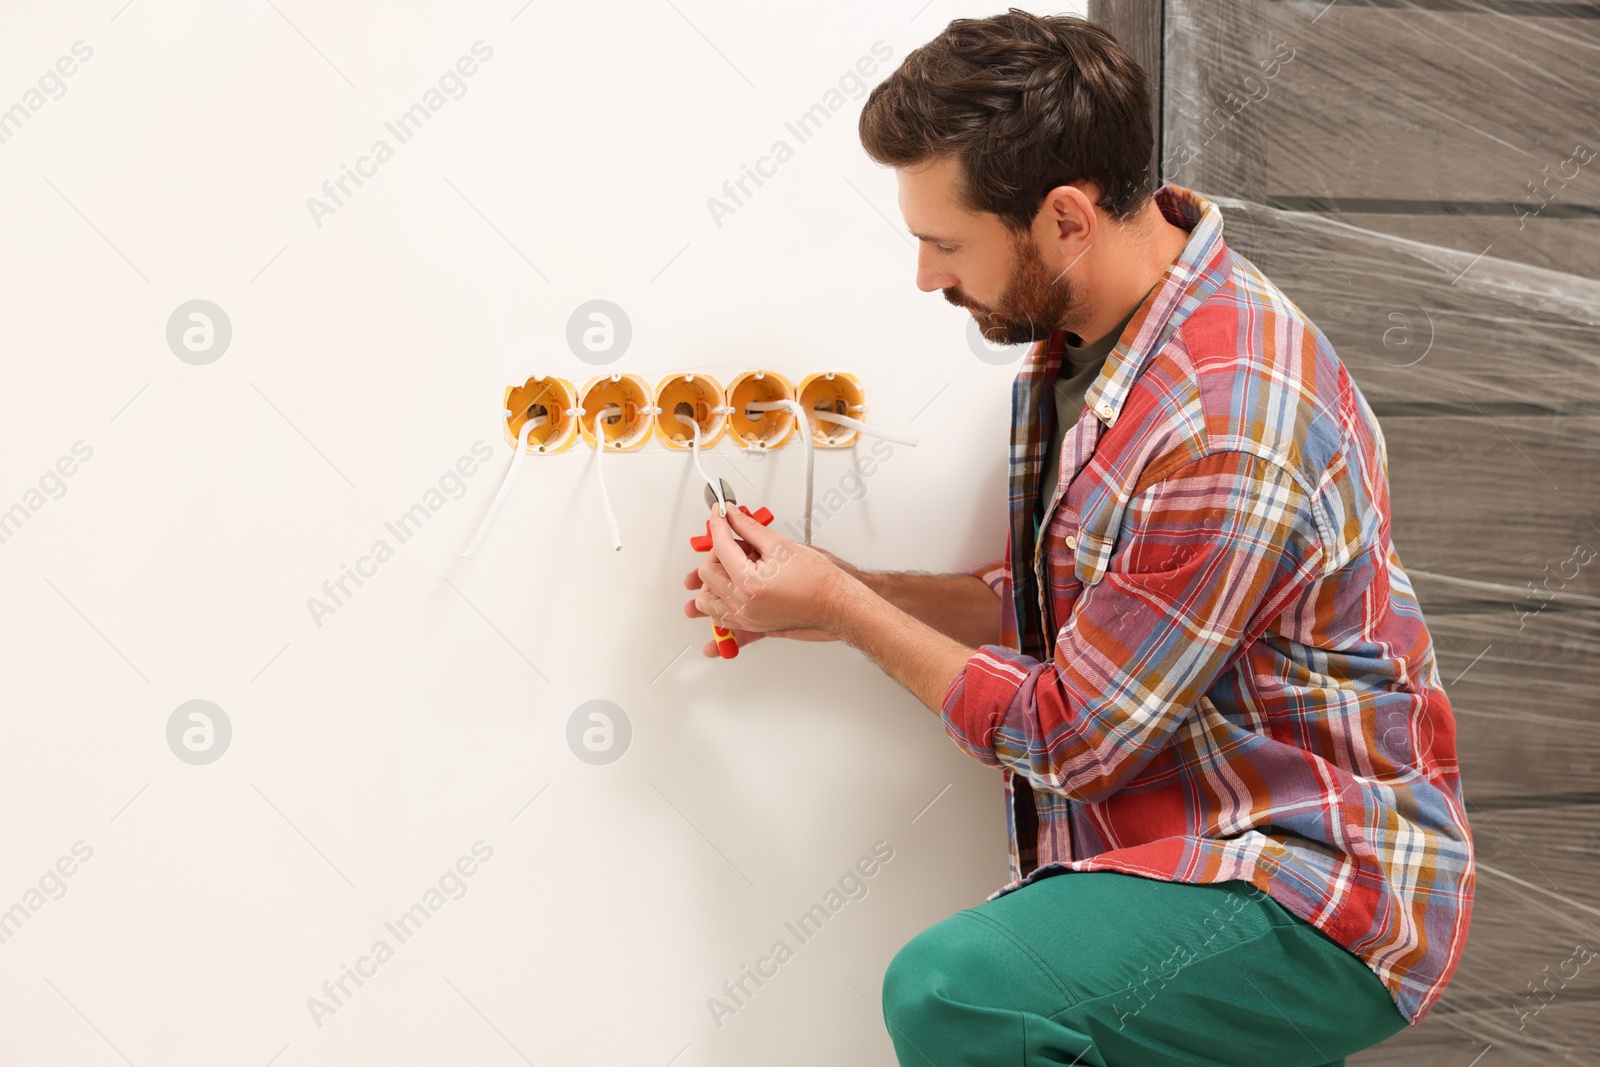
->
xmin=916 ymin=259 xmax=957 ymax=293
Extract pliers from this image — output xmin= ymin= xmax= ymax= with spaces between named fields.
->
xmin=689 ymin=478 xmax=774 ymax=659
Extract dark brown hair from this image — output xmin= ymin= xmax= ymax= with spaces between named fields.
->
xmin=859 ymin=9 xmax=1154 ymax=232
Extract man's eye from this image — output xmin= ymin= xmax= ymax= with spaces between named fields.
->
xmin=936 ymin=244 xmax=957 ymax=254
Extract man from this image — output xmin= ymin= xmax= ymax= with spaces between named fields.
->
xmin=684 ymin=11 xmax=1473 ymax=1065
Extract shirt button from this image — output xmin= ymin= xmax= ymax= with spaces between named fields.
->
xmin=1065 ymin=535 xmax=1077 ymax=550
xmin=1097 ymin=402 xmax=1115 ymax=421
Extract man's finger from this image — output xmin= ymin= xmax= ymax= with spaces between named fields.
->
xmin=696 ymin=590 xmax=734 ymax=628
xmin=694 ymin=562 xmax=747 ymax=621
xmin=720 ymin=503 xmax=784 ymax=557
xmin=706 ymin=508 xmax=756 ymax=585
xmin=699 ymin=552 xmax=733 ymax=600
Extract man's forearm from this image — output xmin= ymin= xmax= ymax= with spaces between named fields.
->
xmin=827 ymin=574 xmax=979 ymax=714
xmin=854 ymin=569 xmax=1001 ymax=649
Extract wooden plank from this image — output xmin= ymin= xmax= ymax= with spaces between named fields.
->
xmin=1324 ymin=214 xmax=1600 ymax=282
xmin=1164 ymin=0 xmax=1600 ymax=206
xmin=1358 ymin=981 xmax=1598 ymax=1064
xmin=1355 ymin=1029 xmax=1531 ymax=1067
xmin=1259 ymin=1 xmax=1600 ymax=206
xmin=1467 ymin=803 xmax=1600 ymax=911
xmin=1214 ymin=204 xmax=1600 ymax=406
xmin=1151 ymin=5 xmax=1600 ymax=407
xmin=1425 ymin=613 xmax=1600 ymax=800
xmin=1087 ymin=0 xmax=1165 ymax=188
xmin=1160 ymin=0 xmax=1272 ymax=198
xmin=1382 ymin=416 xmax=1600 ymax=598
xmin=1388 ymin=806 xmax=1600 ymax=1061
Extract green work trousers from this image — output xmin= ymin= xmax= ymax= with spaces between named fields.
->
xmin=882 ymin=870 xmax=1407 ymax=1066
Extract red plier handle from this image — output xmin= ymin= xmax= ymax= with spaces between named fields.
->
xmin=691 ymin=494 xmax=774 ymax=659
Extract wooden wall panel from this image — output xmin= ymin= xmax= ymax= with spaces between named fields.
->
xmin=1256 ymin=1 xmax=1600 ymax=207
xmin=1156 ymin=0 xmax=1600 ymax=405
xmin=1358 ymin=1007 xmax=1593 ymax=1067
xmin=1161 ymin=0 xmax=1600 ymax=209
xmin=1159 ymin=0 xmax=1272 ymax=198
xmin=1469 ymin=805 xmax=1600 ymax=911
xmin=1085 ymin=0 xmax=1163 ymax=188
xmin=1427 ymin=612 xmax=1600 ymax=800
xmin=1087 ymin=5 xmax=1599 ymax=1063
xmin=1383 ymin=416 xmax=1600 ymax=597
xmin=1326 ymin=215 xmax=1600 ymax=282
xmin=1217 ymin=205 xmax=1600 ymax=408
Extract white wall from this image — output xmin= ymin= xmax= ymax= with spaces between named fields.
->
xmin=0 ymin=1 xmax=1081 ymax=1063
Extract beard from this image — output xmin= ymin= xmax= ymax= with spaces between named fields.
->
xmin=945 ymin=229 xmax=1085 ymax=346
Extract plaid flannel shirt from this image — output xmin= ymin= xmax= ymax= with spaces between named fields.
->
xmin=944 ymin=184 xmax=1473 ymax=1024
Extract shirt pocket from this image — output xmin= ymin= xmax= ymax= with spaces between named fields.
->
xmin=1045 ymin=495 xmax=1117 ymax=591
xmin=1073 ymin=526 xmax=1116 ymax=587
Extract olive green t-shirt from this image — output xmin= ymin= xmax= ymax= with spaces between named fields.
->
xmin=1034 ymin=288 xmax=1154 ymax=533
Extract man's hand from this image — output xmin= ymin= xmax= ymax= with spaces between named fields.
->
xmin=682 ymin=505 xmax=859 ymax=657
xmin=680 ymin=502 xmax=979 ymax=713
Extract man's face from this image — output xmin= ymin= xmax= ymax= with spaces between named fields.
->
xmin=897 ymin=155 xmax=1085 ymax=345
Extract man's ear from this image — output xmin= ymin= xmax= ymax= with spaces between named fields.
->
xmin=1034 ymin=181 xmax=1097 ymax=257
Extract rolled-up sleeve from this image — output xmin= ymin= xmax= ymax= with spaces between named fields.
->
xmin=966 ymin=556 xmax=1008 ymax=596
xmin=940 ymin=450 xmax=1324 ymax=803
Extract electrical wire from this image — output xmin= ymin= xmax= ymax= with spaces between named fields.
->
xmin=593 ymin=403 xmax=623 ymax=552
xmin=465 ymin=393 xmax=918 ymax=562
xmin=743 ymin=400 xmax=923 ymax=545
xmin=460 ymin=412 xmax=545 ymax=560
xmin=676 ymin=406 xmax=727 ymax=515
xmin=812 ymin=410 xmax=920 ymax=446
xmin=744 ymin=399 xmax=814 ymax=544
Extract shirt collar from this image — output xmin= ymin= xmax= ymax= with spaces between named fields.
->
xmin=1031 ymin=184 xmax=1230 ymax=429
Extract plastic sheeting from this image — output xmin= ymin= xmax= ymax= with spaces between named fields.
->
xmin=1092 ymin=0 xmax=1600 ymax=1061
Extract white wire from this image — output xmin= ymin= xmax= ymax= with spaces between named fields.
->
xmin=676 ymin=410 xmax=727 ymax=515
xmin=745 ymin=399 xmax=813 ymax=545
xmin=464 ymin=400 xmax=910 ymax=560
xmin=460 ymin=414 xmax=545 ymax=560
xmin=813 ymin=410 xmax=920 ymax=446
xmin=593 ymin=404 xmax=623 ymax=552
